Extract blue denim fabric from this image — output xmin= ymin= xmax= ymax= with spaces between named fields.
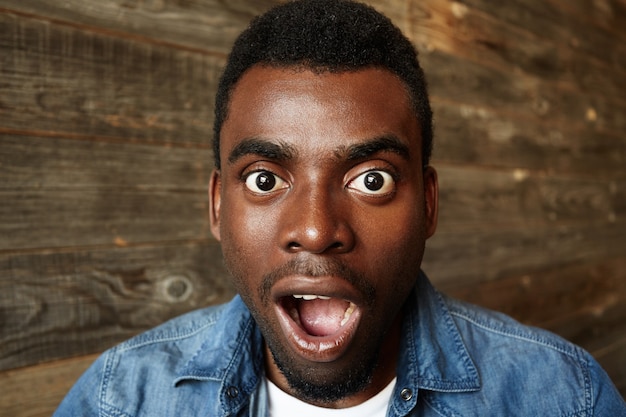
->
xmin=55 ymin=272 xmax=625 ymax=416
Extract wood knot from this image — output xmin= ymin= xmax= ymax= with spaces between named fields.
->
xmin=160 ymin=274 xmax=193 ymax=303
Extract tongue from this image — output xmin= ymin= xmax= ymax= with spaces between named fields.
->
xmin=298 ymin=298 xmax=349 ymax=336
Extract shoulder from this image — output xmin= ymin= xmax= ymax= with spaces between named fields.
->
xmin=54 ymin=299 xmax=240 ymax=417
xmin=444 ymin=295 xmax=582 ymax=358
xmin=115 ymin=301 xmax=229 ymax=353
xmin=437 ymin=295 xmax=625 ymax=415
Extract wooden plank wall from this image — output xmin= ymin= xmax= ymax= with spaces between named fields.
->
xmin=0 ymin=0 xmax=624 ymax=414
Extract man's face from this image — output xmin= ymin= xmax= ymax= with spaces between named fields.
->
xmin=209 ymin=65 xmax=438 ymax=406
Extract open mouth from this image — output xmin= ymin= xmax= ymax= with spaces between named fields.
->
xmin=284 ymin=295 xmax=357 ymax=336
xmin=275 ymin=293 xmax=362 ymax=362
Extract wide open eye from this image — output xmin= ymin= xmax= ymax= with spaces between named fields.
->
xmin=347 ymin=170 xmax=395 ymax=196
xmin=244 ymin=171 xmax=288 ymax=194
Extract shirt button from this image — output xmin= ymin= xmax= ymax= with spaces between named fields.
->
xmin=226 ymin=386 xmax=239 ymax=399
xmin=400 ymin=388 xmax=413 ymax=401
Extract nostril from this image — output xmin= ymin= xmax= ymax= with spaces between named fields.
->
xmin=287 ymin=241 xmax=301 ymax=251
xmin=286 ymin=241 xmax=344 ymax=253
xmin=328 ymin=242 xmax=343 ymax=250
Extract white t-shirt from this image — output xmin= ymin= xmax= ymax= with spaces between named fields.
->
xmin=267 ymin=377 xmax=396 ymax=417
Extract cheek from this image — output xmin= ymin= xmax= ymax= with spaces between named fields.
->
xmin=362 ymin=194 xmax=426 ymax=245
xmin=219 ymin=201 xmax=278 ymax=278
xmin=363 ymin=203 xmax=426 ymax=285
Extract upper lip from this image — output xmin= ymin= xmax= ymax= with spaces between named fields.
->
xmin=270 ymin=275 xmax=364 ymax=307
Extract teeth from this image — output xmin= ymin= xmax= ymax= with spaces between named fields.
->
xmin=340 ymin=302 xmax=356 ymax=326
xmin=293 ymin=294 xmax=331 ymax=300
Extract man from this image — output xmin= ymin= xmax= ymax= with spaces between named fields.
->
xmin=56 ymin=0 xmax=625 ymax=415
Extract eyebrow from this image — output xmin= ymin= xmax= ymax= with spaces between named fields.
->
xmin=342 ymin=135 xmax=411 ymax=161
xmin=227 ymin=134 xmax=411 ymax=165
xmin=227 ymin=137 xmax=296 ymax=165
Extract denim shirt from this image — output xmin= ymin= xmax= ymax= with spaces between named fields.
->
xmin=55 ymin=272 xmax=625 ymax=416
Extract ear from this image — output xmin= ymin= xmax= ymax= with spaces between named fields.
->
xmin=208 ymin=169 xmax=222 ymax=241
xmin=423 ymin=166 xmax=439 ymax=239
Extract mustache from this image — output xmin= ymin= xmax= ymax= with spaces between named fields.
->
xmin=258 ymin=257 xmax=376 ymax=305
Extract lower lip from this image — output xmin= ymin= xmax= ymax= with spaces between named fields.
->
xmin=274 ymin=302 xmax=362 ymax=363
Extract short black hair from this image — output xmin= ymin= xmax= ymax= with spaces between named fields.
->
xmin=213 ymin=0 xmax=433 ymax=169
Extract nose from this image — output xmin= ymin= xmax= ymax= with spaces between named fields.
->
xmin=279 ymin=186 xmax=355 ymax=254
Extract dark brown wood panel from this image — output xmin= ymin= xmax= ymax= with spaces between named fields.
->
xmin=406 ymin=0 xmax=626 ymax=184
xmin=0 ymin=241 xmax=234 ymax=371
xmin=435 ymin=165 xmax=624 ymax=226
xmin=0 ymin=135 xmax=213 ymax=250
xmin=558 ymin=0 xmax=626 ymax=39
xmin=0 ymin=135 xmax=211 ymax=190
xmin=454 ymin=0 xmax=626 ymax=70
xmin=424 ymin=220 xmax=626 ymax=285
xmin=408 ymin=0 xmax=626 ymax=97
xmin=0 ymin=12 xmax=220 ymax=143
xmin=445 ymin=257 xmax=626 ymax=331
xmin=0 ymin=0 xmax=283 ymax=54
xmin=421 ymin=49 xmax=626 ymax=136
xmin=432 ymin=100 xmax=626 ymax=176
xmin=1 ymin=189 xmax=207 ymax=249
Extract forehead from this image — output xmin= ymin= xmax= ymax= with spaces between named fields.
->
xmin=221 ymin=65 xmax=421 ymax=162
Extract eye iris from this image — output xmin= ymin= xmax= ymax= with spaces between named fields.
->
xmin=256 ymin=173 xmax=276 ymax=191
xmin=364 ymin=172 xmax=384 ymax=191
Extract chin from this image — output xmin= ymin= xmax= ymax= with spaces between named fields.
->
xmin=264 ymin=321 xmax=383 ymax=405
xmin=273 ymin=345 xmax=377 ymax=404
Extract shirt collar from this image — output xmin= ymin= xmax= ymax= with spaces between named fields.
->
xmin=174 ymin=296 xmax=265 ymax=415
xmin=398 ymin=271 xmax=481 ymax=393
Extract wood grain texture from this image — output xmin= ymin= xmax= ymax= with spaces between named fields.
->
xmin=424 ymin=220 xmax=626 ymax=285
xmin=0 ymin=241 xmax=233 ymax=370
xmin=408 ymin=0 xmax=626 ymax=94
xmin=453 ymin=0 xmax=626 ymax=70
xmin=423 ymin=164 xmax=625 ymax=284
xmin=445 ymin=257 xmax=626 ymax=337
xmin=0 ymin=12 xmax=220 ymax=143
xmin=432 ymin=100 xmax=626 ymax=177
xmin=0 ymin=134 xmax=213 ymax=250
xmin=405 ymin=0 xmax=626 ymax=180
xmin=0 ymin=0 xmax=283 ymax=54
xmin=435 ymin=164 xmax=624 ymax=226
xmin=421 ymin=49 xmax=626 ymax=136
